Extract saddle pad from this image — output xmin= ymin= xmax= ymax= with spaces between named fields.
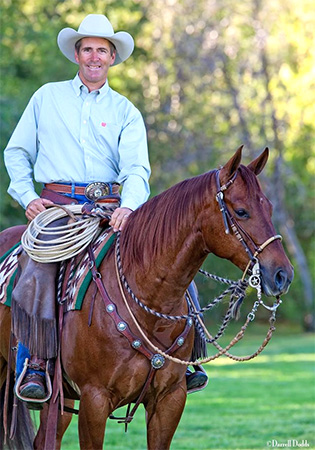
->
xmin=0 ymin=231 xmax=115 ymax=310
xmin=0 ymin=242 xmax=22 ymax=307
xmin=66 ymin=230 xmax=116 ymax=311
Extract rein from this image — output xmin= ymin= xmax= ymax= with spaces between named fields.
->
xmin=114 ymin=167 xmax=284 ymax=366
xmin=114 ymin=237 xmax=281 ymax=365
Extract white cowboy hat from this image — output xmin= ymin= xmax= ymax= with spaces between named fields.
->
xmin=57 ymin=14 xmax=134 ymax=66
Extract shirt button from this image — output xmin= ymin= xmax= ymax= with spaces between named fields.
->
xmin=82 ymin=139 xmax=86 ymax=144
xmin=83 ymin=120 xmax=87 ymax=124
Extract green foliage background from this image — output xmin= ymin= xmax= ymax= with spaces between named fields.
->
xmin=0 ymin=0 xmax=314 ymax=326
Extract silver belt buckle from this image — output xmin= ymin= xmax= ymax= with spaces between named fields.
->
xmin=84 ymin=182 xmax=110 ymax=201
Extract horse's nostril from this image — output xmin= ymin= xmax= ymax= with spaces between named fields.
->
xmin=275 ymin=269 xmax=287 ymax=291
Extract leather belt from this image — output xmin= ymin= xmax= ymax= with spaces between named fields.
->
xmin=45 ymin=182 xmax=120 ymax=200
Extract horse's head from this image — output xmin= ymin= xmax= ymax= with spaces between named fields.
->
xmin=202 ymin=146 xmax=294 ymax=297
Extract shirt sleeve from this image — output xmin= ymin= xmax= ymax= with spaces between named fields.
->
xmin=4 ymin=93 xmax=40 ymax=209
xmin=117 ymin=106 xmax=151 ymax=210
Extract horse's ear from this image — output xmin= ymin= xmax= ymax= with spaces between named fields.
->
xmin=247 ymin=147 xmax=269 ymax=175
xmin=220 ymin=145 xmax=243 ymax=184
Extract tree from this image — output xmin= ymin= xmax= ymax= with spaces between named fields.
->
xmin=137 ymin=0 xmax=314 ymax=326
xmin=1 ymin=0 xmax=314 ymax=326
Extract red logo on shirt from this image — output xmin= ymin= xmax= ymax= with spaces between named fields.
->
xmin=101 ymin=122 xmax=107 ymax=127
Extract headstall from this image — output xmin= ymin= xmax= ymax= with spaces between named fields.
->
xmin=215 ymin=169 xmax=283 ymax=311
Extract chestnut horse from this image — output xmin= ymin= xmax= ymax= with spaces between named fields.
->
xmin=0 ymin=147 xmax=293 ymax=450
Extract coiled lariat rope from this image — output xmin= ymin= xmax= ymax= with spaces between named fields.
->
xmin=21 ymin=204 xmax=114 ymax=263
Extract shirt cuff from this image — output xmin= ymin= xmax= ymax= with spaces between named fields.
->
xmin=20 ymin=191 xmax=40 ymax=210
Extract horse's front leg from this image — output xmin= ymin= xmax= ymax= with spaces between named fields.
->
xmin=145 ymin=384 xmax=187 ymax=450
xmin=78 ymin=387 xmax=111 ymax=450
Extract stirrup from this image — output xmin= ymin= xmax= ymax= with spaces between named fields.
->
xmin=14 ymin=358 xmax=52 ymax=404
xmin=187 ymin=365 xmax=209 ymax=394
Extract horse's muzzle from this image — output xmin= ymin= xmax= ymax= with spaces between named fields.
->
xmin=260 ymin=264 xmax=294 ymax=297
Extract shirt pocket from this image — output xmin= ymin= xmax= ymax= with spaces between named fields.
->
xmin=96 ymin=122 xmax=121 ymax=151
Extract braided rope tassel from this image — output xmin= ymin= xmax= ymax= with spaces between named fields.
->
xmin=57 ymin=261 xmax=66 ymax=305
xmin=62 ymin=258 xmax=76 ymax=304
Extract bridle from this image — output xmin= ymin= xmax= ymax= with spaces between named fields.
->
xmin=215 ymin=169 xmax=282 ymax=310
xmin=215 ymin=169 xmax=282 ymax=270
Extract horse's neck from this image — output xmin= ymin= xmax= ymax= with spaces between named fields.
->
xmin=125 ymin=218 xmax=209 ymax=313
xmin=120 ymin=171 xmax=217 ymax=312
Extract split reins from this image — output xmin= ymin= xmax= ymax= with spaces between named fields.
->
xmin=114 ymin=168 xmax=283 ymax=365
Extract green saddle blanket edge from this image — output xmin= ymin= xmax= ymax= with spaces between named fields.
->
xmin=0 ymin=241 xmax=21 ymax=264
xmin=72 ymin=232 xmax=116 ymax=310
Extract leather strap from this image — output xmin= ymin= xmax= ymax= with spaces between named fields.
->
xmin=43 ymin=301 xmax=66 ymax=450
xmin=87 ymin=243 xmax=193 ymax=427
xmin=41 ymin=188 xmax=78 ymax=204
xmin=4 ymin=333 xmax=15 ymax=441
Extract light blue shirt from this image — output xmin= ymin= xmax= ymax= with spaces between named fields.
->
xmin=4 ymin=74 xmax=151 ymax=210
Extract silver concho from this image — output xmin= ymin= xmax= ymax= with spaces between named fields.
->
xmin=249 ymin=262 xmax=261 ymax=289
xmin=249 ymin=275 xmax=260 ymax=288
xmin=151 ymin=354 xmax=165 ymax=369
xmin=106 ymin=304 xmax=115 ymax=313
xmin=177 ymin=337 xmax=185 ymax=346
xmin=117 ymin=321 xmax=127 ymax=331
xmin=132 ymin=339 xmax=142 ymax=349
xmin=85 ymin=182 xmax=110 ymax=200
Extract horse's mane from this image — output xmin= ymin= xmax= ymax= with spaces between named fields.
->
xmin=120 ymin=170 xmax=215 ymax=271
xmin=120 ymin=164 xmax=260 ymax=271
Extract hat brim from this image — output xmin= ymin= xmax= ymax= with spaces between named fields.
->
xmin=57 ymin=28 xmax=134 ymax=66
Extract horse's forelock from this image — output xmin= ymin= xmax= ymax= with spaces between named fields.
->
xmin=238 ymin=164 xmax=262 ymax=193
xmin=120 ymin=171 xmax=216 ymax=271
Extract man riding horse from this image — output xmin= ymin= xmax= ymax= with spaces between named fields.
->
xmin=4 ymin=13 xmax=207 ymax=407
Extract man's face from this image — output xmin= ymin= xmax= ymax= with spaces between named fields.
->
xmin=75 ymin=37 xmax=116 ymax=90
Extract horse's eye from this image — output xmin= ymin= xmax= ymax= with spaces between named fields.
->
xmin=234 ymin=209 xmax=249 ymax=219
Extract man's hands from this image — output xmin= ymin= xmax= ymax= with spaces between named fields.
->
xmin=109 ymin=207 xmax=133 ymax=232
xmin=26 ymin=199 xmax=132 ymax=232
xmin=26 ymin=198 xmax=54 ymax=221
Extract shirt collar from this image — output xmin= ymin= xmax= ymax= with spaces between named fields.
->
xmin=72 ymin=73 xmax=110 ymax=101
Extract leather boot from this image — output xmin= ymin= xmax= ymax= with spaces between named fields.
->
xmin=18 ymin=356 xmax=47 ymax=400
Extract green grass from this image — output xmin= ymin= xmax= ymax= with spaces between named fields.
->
xmin=37 ymin=328 xmax=315 ymax=449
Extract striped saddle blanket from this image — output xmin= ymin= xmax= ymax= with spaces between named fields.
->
xmin=0 ymin=243 xmax=21 ymax=307
xmin=0 ymin=230 xmax=115 ymax=311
